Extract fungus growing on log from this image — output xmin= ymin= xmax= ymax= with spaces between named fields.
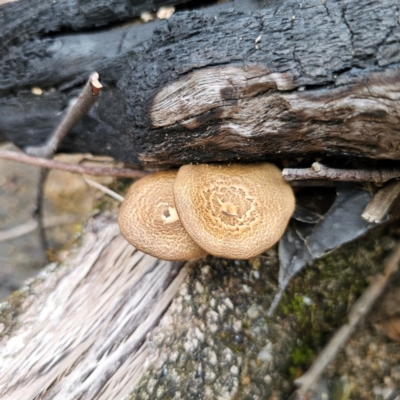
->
xmin=174 ymin=163 xmax=295 ymax=259
xmin=118 ymin=170 xmax=207 ymax=261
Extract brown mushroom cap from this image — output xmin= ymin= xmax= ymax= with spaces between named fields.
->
xmin=118 ymin=170 xmax=207 ymax=261
xmin=174 ymin=163 xmax=295 ymax=259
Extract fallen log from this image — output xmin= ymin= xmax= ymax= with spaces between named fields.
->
xmin=1 ymin=0 xmax=400 ymax=167
xmin=0 ymin=216 xmax=186 ymax=399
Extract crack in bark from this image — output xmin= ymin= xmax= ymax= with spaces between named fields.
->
xmin=340 ymin=1 xmax=355 ymax=61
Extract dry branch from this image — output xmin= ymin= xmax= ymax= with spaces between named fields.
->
xmin=24 ymin=73 xmax=103 ymax=159
xmin=362 ymin=180 xmax=400 ymax=223
xmin=0 ymin=149 xmax=147 ymax=178
xmin=22 ymin=73 xmax=103 ymax=260
xmin=282 ymin=163 xmax=400 ymax=183
xmin=3 ymin=149 xmax=400 ymax=185
xmin=0 ymin=215 xmax=82 ymax=242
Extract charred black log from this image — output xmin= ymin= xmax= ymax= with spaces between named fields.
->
xmin=1 ymin=0 xmax=400 ymax=167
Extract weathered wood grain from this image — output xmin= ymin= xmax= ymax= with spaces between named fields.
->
xmin=0 ymin=216 xmax=185 ymax=400
xmin=145 ymin=66 xmax=400 ymax=165
xmin=1 ymin=0 xmax=400 ymax=166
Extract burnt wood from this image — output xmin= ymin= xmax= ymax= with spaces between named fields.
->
xmin=1 ymin=0 xmax=400 ymax=167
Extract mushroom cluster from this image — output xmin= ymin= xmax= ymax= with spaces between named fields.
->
xmin=118 ymin=163 xmax=295 ymax=261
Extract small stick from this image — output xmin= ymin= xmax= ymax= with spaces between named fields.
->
xmin=83 ymin=177 xmax=125 ymax=202
xmin=291 ymin=242 xmax=400 ymax=399
xmin=25 ymin=73 xmax=103 ymax=159
xmin=0 ymin=215 xmax=82 ymax=243
xmin=362 ymin=180 xmax=400 ymax=223
xmin=0 ymin=149 xmax=147 ymax=178
xmin=386 ymin=383 xmax=400 ymax=400
xmin=34 ymin=168 xmax=48 ymax=259
xmin=267 ymin=284 xmax=288 ymax=317
xmin=23 ymin=73 xmax=102 ymax=261
xmin=283 ymin=162 xmax=400 ymax=183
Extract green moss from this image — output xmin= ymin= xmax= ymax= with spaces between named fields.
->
xmin=278 ymin=231 xmax=397 ymax=379
xmin=291 ymin=345 xmax=315 ymax=366
xmin=0 ymin=288 xmax=29 ymax=335
xmin=289 ymin=344 xmax=315 ymax=379
xmin=93 ymin=200 xmax=108 ymax=211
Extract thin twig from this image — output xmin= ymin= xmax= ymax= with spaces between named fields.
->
xmin=0 ymin=215 xmax=82 ymax=242
xmin=267 ymin=280 xmax=290 ymax=317
xmin=33 ymin=168 xmax=49 ymax=259
xmin=291 ymin=242 xmax=400 ymax=399
xmin=386 ymin=383 xmax=400 ymax=400
xmin=22 ymin=73 xmax=103 ymax=262
xmin=283 ymin=162 xmax=400 ymax=182
xmin=25 ymin=73 xmax=103 ymax=159
xmin=83 ymin=177 xmax=124 ymax=202
xmin=0 ymin=149 xmax=147 ymax=178
xmin=362 ymin=180 xmax=400 ymax=223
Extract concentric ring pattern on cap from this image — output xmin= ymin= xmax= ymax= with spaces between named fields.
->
xmin=118 ymin=170 xmax=207 ymax=261
xmin=174 ymin=163 xmax=295 ymax=259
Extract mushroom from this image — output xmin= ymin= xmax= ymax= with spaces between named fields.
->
xmin=173 ymin=163 xmax=295 ymax=259
xmin=118 ymin=170 xmax=207 ymax=261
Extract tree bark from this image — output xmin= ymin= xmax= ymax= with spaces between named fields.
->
xmin=1 ymin=0 xmax=400 ymax=167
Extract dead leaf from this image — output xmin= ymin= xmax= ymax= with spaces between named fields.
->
xmin=269 ymin=184 xmax=382 ymax=316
